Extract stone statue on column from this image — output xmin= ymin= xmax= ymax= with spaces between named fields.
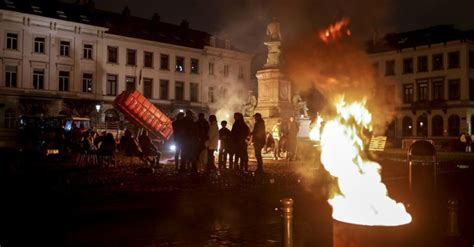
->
xmin=264 ymin=18 xmax=282 ymax=68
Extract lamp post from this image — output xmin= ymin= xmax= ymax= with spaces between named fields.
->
xmin=95 ymin=104 xmax=101 ymax=125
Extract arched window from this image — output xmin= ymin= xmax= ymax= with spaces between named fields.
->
xmin=402 ymin=116 xmax=413 ymax=137
xmin=448 ymin=115 xmax=460 ymax=136
xmin=416 ymin=115 xmax=428 ymax=137
xmin=431 ymin=115 xmax=444 ymax=136
xmin=4 ymin=108 xmax=16 ymax=129
xmin=104 ymin=109 xmax=119 ymax=123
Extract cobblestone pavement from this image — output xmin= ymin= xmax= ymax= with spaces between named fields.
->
xmin=1 ymin=150 xmax=473 ymax=246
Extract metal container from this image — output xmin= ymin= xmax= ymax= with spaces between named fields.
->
xmin=114 ymin=90 xmax=173 ymax=140
xmin=333 ymin=220 xmax=411 ymax=247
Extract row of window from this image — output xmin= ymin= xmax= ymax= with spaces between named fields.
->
xmin=5 ymin=32 xmax=244 ymax=78
xmin=375 ymin=50 xmax=474 ymax=76
xmin=105 ymin=75 xmax=200 ymax=102
xmin=4 ymin=66 xmax=202 ymax=102
xmin=6 ymin=33 xmax=95 ymax=59
xmin=401 ymin=78 xmax=467 ymax=103
xmin=401 ymin=115 xmax=462 ymax=137
xmin=106 ymin=46 xmax=243 ymax=78
xmin=4 ymin=65 xmax=94 ymax=92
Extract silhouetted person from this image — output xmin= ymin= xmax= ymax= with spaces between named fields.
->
xmin=272 ymin=120 xmax=282 ymax=160
xmin=98 ymin=132 xmax=116 ymax=156
xmin=207 ymin=115 xmax=219 ymax=171
xmin=119 ymin=129 xmax=142 ymax=158
xmin=218 ymin=120 xmax=231 ymax=169
xmin=196 ymin=112 xmax=209 ymax=170
xmin=264 ymin=131 xmax=274 ymax=154
xmin=139 ymin=130 xmax=161 ymax=166
xmin=172 ymin=112 xmax=185 ymax=170
xmin=231 ymin=112 xmax=250 ymax=171
xmin=287 ymin=116 xmax=299 ymax=161
xmin=182 ymin=110 xmax=198 ymax=172
xmin=252 ymin=113 xmax=266 ymax=173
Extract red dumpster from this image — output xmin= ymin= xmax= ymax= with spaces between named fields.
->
xmin=113 ymin=90 xmax=173 ymax=140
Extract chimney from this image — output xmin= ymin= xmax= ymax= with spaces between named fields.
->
xmin=180 ymin=19 xmax=189 ymax=29
xmin=122 ymin=6 xmax=131 ymax=17
xmin=151 ymin=13 xmax=160 ymax=24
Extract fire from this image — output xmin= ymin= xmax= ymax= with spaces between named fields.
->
xmin=318 ymin=97 xmax=411 ymax=226
xmin=318 ymin=17 xmax=352 ymax=43
xmin=309 ymin=113 xmax=324 ymax=141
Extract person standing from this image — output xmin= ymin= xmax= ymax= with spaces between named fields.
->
xmin=218 ymin=120 xmax=231 ymax=169
xmin=182 ymin=110 xmax=197 ymax=172
xmin=196 ymin=113 xmax=210 ymax=172
xmin=172 ymin=112 xmax=185 ymax=171
xmin=271 ymin=120 xmax=282 ymax=160
xmin=231 ymin=112 xmax=250 ymax=171
xmin=207 ymin=115 xmax=219 ymax=171
xmin=287 ymin=116 xmax=299 ymax=161
xmin=252 ymin=113 xmax=266 ymax=173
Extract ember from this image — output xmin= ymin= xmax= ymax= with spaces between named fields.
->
xmin=318 ymin=18 xmax=351 ymax=43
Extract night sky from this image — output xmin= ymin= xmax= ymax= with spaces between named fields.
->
xmin=85 ymin=0 xmax=474 ymax=52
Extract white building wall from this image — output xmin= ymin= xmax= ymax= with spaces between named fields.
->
xmin=0 ymin=9 xmax=252 ymax=126
xmin=370 ymin=40 xmax=474 ymax=140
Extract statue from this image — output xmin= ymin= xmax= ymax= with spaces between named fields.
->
xmin=264 ymin=18 xmax=282 ymax=67
xmin=266 ymin=18 xmax=282 ymax=41
xmin=242 ymin=91 xmax=257 ymax=117
xmin=292 ymin=94 xmax=308 ymax=118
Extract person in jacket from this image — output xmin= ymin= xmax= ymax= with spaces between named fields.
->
xmin=231 ymin=112 xmax=250 ymax=171
xmin=287 ymin=116 xmax=299 ymax=161
xmin=252 ymin=113 xmax=266 ymax=173
xmin=182 ymin=110 xmax=197 ymax=172
xmin=207 ymin=115 xmax=219 ymax=171
xmin=218 ymin=120 xmax=231 ymax=169
xmin=271 ymin=120 xmax=282 ymax=160
xmin=172 ymin=112 xmax=185 ymax=171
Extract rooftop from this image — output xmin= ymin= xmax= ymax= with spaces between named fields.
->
xmin=367 ymin=25 xmax=474 ymax=53
xmin=0 ymin=0 xmax=234 ymax=50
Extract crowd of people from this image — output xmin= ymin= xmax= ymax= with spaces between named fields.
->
xmin=36 ymin=110 xmax=300 ymax=171
xmin=172 ymin=110 xmax=300 ymax=174
xmin=54 ymin=124 xmax=160 ymax=166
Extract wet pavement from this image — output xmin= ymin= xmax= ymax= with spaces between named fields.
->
xmin=1 ymin=150 xmax=473 ymax=246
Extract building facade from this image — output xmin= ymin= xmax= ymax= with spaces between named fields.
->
xmin=368 ymin=25 xmax=474 ymax=144
xmin=0 ymin=1 xmax=252 ymax=145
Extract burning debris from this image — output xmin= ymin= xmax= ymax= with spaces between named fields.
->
xmin=315 ymin=97 xmax=411 ymax=226
xmin=318 ymin=17 xmax=352 ymax=44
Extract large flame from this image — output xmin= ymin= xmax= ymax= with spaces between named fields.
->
xmin=318 ymin=18 xmax=352 ymax=44
xmin=309 ymin=113 xmax=324 ymax=141
xmin=316 ymin=97 xmax=411 ymax=226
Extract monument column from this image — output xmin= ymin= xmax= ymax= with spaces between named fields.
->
xmin=254 ymin=19 xmax=294 ymax=127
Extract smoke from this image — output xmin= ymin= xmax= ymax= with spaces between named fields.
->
xmin=211 ymin=0 xmax=399 ymax=132
xmin=208 ymin=80 xmax=248 ymax=124
xmin=284 ymin=24 xmax=399 ymax=135
xmin=212 ymin=0 xmax=396 ymax=52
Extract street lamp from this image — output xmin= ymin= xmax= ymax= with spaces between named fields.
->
xmin=95 ymin=104 xmax=101 ymax=125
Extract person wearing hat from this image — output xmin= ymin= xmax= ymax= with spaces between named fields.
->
xmin=252 ymin=113 xmax=266 ymax=173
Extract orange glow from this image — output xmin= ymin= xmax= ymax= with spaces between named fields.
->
xmin=319 ymin=96 xmax=411 ymax=226
xmin=309 ymin=113 xmax=324 ymax=142
xmin=318 ymin=18 xmax=351 ymax=43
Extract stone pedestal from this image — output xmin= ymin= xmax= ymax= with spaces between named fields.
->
xmin=297 ymin=117 xmax=311 ymax=138
xmin=254 ymin=69 xmax=293 ymax=118
xmin=254 ymin=68 xmax=294 ymax=133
